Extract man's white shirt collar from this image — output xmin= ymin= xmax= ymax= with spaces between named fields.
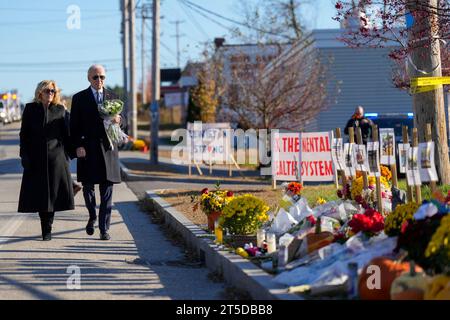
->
xmin=90 ymin=86 xmax=104 ymax=95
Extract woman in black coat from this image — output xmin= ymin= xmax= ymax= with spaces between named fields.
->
xmin=18 ymin=80 xmax=75 ymax=241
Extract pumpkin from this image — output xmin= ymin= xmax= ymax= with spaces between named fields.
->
xmin=390 ymin=270 xmax=429 ymax=300
xmin=424 ymin=275 xmax=450 ymax=300
xmin=358 ymin=257 xmax=423 ymax=300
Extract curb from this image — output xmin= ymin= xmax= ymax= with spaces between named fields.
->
xmin=144 ymin=190 xmax=301 ymax=300
xmin=119 ymin=160 xmax=144 ymax=180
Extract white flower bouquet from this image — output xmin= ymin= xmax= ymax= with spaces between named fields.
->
xmin=98 ymin=99 xmax=128 ymax=150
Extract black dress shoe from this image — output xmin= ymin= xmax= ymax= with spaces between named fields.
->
xmin=86 ymin=219 xmax=96 ymax=236
xmin=100 ymin=233 xmax=111 ymax=240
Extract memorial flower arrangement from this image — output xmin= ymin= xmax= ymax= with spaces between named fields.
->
xmin=279 ymin=182 xmax=304 ymax=210
xmin=380 ymin=165 xmax=392 ymax=181
xmin=192 ymin=183 xmax=234 ymax=216
xmin=425 ymin=215 xmax=450 ymax=273
xmin=220 ymin=194 xmax=270 ymax=235
xmin=97 ymin=99 xmax=128 ymax=150
xmin=348 ymin=208 xmax=385 ymax=237
xmin=285 ymin=182 xmax=303 ymax=197
xmin=350 ymin=176 xmax=390 ymax=201
xmin=396 ymin=213 xmax=444 ymax=273
xmin=384 ymin=202 xmax=420 ymax=236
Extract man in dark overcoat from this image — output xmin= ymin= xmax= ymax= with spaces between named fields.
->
xmin=70 ymin=65 xmax=125 ymax=240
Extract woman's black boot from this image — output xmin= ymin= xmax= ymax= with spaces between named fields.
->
xmin=39 ymin=212 xmax=54 ymax=241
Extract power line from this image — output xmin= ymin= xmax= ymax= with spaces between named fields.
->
xmin=176 ymin=0 xmax=209 ymax=40
xmin=179 ymin=0 xmax=293 ymax=40
xmin=144 ymin=19 xmax=178 ymax=59
xmin=177 ymin=0 xmax=231 ymax=32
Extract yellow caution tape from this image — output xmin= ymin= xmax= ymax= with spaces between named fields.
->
xmin=410 ymin=76 xmax=450 ymax=87
xmin=410 ymin=84 xmax=441 ymax=94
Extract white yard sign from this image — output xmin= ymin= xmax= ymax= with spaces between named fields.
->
xmin=398 ymin=143 xmax=410 ymax=174
xmin=187 ymin=122 xmax=232 ymax=164
xmin=379 ymin=128 xmax=396 ymax=165
xmin=352 ymin=144 xmax=369 ymax=173
xmin=418 ymin=142 xmax=438 ymax=182
xmin=331 ymin=138 xmax=345 ymax=172
xmin=343 ymin=143 xmax=356 ymax=177
xmin=367 ymin=141 xmax=381 ymax=177
xmin=406 ymin=146 xmax=421 ymax=186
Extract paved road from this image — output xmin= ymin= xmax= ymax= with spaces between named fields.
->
xmin=0 ymin=122 xmax=225 ymax=300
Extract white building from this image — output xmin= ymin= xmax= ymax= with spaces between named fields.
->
xmin=303 ymin=28 xmax=413 ymax=133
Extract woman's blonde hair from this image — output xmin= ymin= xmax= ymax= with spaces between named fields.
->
xmin=33 ymin=80 xmax=61 ymax=105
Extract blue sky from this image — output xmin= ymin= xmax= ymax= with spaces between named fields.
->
xmin=0 ymin=0 xmax=338 ymax=102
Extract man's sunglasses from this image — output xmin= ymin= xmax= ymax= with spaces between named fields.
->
xmin=44 ymin=89 xmax=56 ymax=94
xmin=92 ymin=75 xmax=106 ymax=80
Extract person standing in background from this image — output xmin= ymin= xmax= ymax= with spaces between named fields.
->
xmin=344 ymin=106 xmax=374 ymax=145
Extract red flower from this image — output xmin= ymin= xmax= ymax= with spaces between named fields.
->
xmin=287 ymin=182 xmax=303 ymax=195
xmin=226 ymin=191 xmax=234 ymax=197
xmin=400 ymin=220 xmax=409 ymax=234
xmin=335 ymin=2 xmax=343 ymax=10
xmin=306 ymin=215 xmax=317 ymax=226
xmin=349 ymin=214 xmax=373 ymax=233
xmin=348 ymin=209 xmax=384 ymax=234
xmin=201 ymin=188 xmax=209 ymax=194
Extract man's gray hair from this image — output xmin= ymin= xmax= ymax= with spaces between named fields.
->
xmin=87 ymin=64 xmax=105 ymax=76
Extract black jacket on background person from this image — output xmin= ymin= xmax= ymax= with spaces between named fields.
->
xmin=18 ymin=102 xmax=75 ymax=213
xmin=344 ymin=116 xmax=374 ymax=145
xmin=70 ymin=87 xmax=124 ymax=184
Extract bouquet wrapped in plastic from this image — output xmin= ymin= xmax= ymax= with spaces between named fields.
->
xmin=98 ymin=99 xmax=128 ymax=150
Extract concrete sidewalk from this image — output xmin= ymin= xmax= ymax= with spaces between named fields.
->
xmin=0 ymin=122 xmax=225 ymax=300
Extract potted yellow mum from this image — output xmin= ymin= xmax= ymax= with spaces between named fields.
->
xmin=220 ymin=194 xmax=270 ymax=247
xmin=192 ymin=182 xmax=234 ymax=231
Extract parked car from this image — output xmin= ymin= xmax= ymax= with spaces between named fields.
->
xmin=0 ymin=91 xmax=22 ymax=124
xmin=0 ymin=101 xmax=12 ymax=124
xmin=365 ymin=112 xmax=414 ymax=143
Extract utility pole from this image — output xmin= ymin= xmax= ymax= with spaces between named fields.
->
xmin=150 ymin=0 xmax=160 ymax=164
xmin=128 ymin=0 xmax=138 ymax=139
xmin=121 ymin=0 xmax=129 ymax=131
xmin=170 ymin=20 xmax=186 ymax=68
xmin=141 ymin=4 xmax=151 ymax=110
xmin=407 ymin=0 xmax=450 ymax=184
